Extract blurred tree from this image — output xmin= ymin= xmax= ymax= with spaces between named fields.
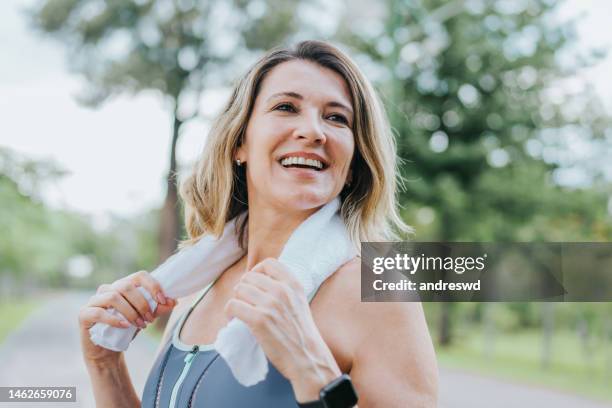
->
xmin=30 ymin=0 xmax=301 ymax=265
xmin=0 ymin=148 xmax=97 ymax=294
xmin=340 ymin=0 xmax=612 ymax=346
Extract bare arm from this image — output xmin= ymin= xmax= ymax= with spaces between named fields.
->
xmin=84 ymin=296 xmax=186 ymax=407
xmin=84 ymin=354 xmax=141 ymax=407
xmin=350 ymin=301 xmax=438 ymax=407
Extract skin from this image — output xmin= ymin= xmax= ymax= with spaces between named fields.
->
xmin=78 ymin=60 xmax=438 ymax=407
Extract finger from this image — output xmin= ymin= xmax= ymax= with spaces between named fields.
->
xmin=131 ymin=270 xmax=168 ymax=305
xmin=79 ymin=306 xmax=131 ymax=330
xmin=94 ymin=291 xmax=146 ymax=328
xmin=250 ymin=258 xmax=286 ymax=281
xmin=252 ymin=258 xmax=303 ymax=292
xmin=234 ymin=281 xmax=275 ymax=307
xmin=96 ymin=283 xmax=112 ymax=295
xmin=242 ymin=270 xmax=296 ymax=306
xmin=224 ymin=298 xmax=258 ymax=324
xmin=88 ymin=291 xmax=145 ymax=328
xmin=113 ymin=279 xmax=154 ymax=323
xmin=240 ymin=270 xmax=278 ymax=293
xmin=153 ymin=297 xmax=177 ymax=318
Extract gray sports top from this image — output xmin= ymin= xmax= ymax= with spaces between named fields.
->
xmin=141 ymin=280 xmax=322 ymax=408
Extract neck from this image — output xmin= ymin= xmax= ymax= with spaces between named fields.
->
xmin=244 ymin=200 xmax=319 ymax=271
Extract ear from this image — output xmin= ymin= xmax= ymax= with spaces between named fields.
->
xmin=235 ymin=144 xmax=247 ymax=164
xmin=346 ymin=169 xmax=353 ymax=186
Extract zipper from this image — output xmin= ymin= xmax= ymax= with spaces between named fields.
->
xmin=168 ymin=345 xmax=199 ymax=408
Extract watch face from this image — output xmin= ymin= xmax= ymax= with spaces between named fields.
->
xmin=322 ymin=375 xmax=358 ymax=407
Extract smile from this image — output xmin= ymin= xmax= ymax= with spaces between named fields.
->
xmin=280 ymin=156 xmax=324 ymax=171
xmin=277 ymin=151 xmax=330 ymax=172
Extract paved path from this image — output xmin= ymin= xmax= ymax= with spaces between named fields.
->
xmin=0 ymin=292 xmax=610 ymax=407
xmin=439 ymin=368 xmax=611 ymax=408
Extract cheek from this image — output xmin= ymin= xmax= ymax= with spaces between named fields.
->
xmin=245 ymin=119 xmax=288 ymax=157
xmin=243 ymin=136 xmax=279 ymax=187
xmin=243 ymin=127 xmax=272 ymax=162
xmin=246 ymin=153 xmax=273 ymax=188
xmin=335 ymin=133 xmax=355 ymax=173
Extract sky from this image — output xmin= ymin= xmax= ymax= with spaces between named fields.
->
xmin=1 ymin=0 xmax=611 ymax=223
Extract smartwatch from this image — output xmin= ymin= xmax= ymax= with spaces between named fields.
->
xmin=297 ymin=374 xmax=358 ymax=408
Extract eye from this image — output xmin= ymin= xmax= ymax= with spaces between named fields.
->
xmin=327 ymin=113 xmax=349 ymax=125
xmin=274 ymin=103 xmax=297 ymax=113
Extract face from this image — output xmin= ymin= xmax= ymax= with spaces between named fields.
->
xmin=237 ymin=59 xmax=355 ymax=213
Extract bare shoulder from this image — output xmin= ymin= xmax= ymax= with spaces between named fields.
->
xmin=311 ymin=257 xmax=362 ymax=320
xmin=313 ymin=257 xmax=439 ymax=406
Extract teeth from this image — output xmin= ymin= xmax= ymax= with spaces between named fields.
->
xmin=280 ymin=156 xmax=323 ymax=169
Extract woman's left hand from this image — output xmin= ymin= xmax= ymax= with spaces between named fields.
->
xmin=224 ymin=257 xmax=342 ymax=402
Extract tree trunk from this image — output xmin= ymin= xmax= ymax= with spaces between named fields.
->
xmin=155 ymin=106 xmax=183 ymax=331
xmin=605 ymin=317 xmax=612 ymax=381
xmin=158 ymin=109 xmax=183 ymax=263
xmin=483 ymin=303 xmax=495 ymax=359
xmin=438 ymin=303 xmax=453 ymax=346
xmin=438 ymin=214 xmax=454 ymax=346
xmin=541 ymin=302 xmax=555 ymax=370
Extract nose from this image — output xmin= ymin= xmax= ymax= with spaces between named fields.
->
xmin=294 ymin=110 xmax=327 ymax=145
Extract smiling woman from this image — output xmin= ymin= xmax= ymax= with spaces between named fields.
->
xmin=78 ymin=40 xmax=438 ymax=408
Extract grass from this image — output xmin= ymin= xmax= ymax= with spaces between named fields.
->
xmin=0 ymin=298 xmax=42 ymax=344
xmin=437 ymin=328 xmax=612 ymax=402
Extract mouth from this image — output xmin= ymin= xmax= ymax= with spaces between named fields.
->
xmin=277 ymin=153 xmax=329 ymax=172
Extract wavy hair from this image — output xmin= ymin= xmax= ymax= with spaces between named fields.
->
xmin=180 ymin=40 xmax=412 ymax=249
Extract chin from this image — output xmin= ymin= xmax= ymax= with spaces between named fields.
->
xmin=273 ymin=189 xmax=333 ymax=212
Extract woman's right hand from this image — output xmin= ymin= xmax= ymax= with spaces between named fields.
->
xmin=78 ymin=270 xmax=177 ymax=365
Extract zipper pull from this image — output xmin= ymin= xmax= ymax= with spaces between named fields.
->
xmin=184 ymin=345 xmax=199 ymax=363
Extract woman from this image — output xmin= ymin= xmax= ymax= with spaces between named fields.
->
xmin=78 ymin=40 xmax=438 ymax=407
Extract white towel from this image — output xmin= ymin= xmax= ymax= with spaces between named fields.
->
xmin=88 ymin=197 xmax=357 ymax=386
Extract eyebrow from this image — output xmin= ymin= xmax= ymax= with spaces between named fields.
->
xmin=267 ymin=91 xmax=354 ymax=116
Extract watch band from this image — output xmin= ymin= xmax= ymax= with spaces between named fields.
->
xmin=297 ymin=400 xmax=325 ymax=408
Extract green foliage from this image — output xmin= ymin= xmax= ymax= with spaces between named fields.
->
xmin=341 ymin=0 xmax=611 ymax=242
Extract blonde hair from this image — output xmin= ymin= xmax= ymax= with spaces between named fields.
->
xmin=180 ymin=40 xmax=412 ymax=249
